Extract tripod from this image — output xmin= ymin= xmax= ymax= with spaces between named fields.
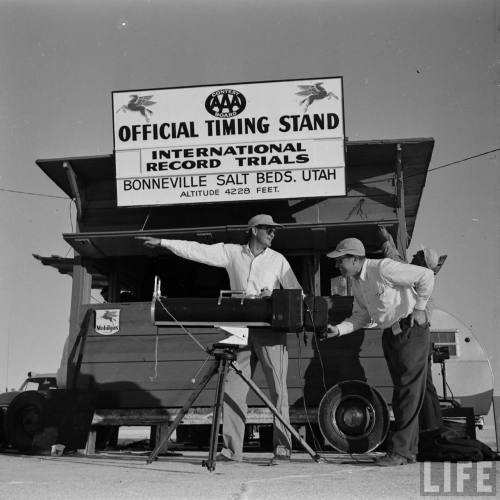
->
xmin=147 ymin=345 xmax=323 ymax=471
xmin=432 ymin=344 xmax=458 ymax=407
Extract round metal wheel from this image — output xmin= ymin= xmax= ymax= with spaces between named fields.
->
xmin=3 ymin=391 xmax=46 ymax=452
xmin=318 ymin=380 xmax=389 ymax=453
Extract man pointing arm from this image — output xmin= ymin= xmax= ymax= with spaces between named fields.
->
xmin=136 ymin=214 xmax=301 ymax=464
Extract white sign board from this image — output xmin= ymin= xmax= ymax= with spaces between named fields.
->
xmin=112 ymin=77 xmax=345 ymax=206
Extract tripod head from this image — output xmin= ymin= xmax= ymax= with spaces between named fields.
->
xmin=432 ymin=344 xmax=450 ymax=364
xmin=208 ymin=344 xmax=238 ymax=361
xmin=431 ymin=343 xmax=457 ymax=404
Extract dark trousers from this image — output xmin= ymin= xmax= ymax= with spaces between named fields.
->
xmin=419 ymin=351 xmax=443 ymax=431
xmin=382 ymin=319 xmax=430 ymax=459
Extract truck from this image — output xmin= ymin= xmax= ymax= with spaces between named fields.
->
xmin=0 ymin=137 xmax=494 ymax=454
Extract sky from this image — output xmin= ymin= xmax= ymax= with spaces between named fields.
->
xmin=0 ymin=0 xmax=498 ymax=411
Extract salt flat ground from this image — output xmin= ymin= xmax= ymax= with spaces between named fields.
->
xmin=0 ymin=449 xmax=498 ymax=500
xmin=0 ymin=426 xmax=497 ymax=499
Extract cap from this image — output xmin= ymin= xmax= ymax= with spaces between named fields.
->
xmin=327 ymin=238 xmax=366 ymax=258
xmin=247 ymin=214 xmax=283 ymax=228
xmin=422 ymin=247 xmax=439 ymax=271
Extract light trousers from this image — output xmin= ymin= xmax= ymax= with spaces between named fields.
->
xmin=220 ymin=330 xmax=291 ymax=461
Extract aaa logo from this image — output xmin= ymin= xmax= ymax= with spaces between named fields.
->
xmin=205 ymin=89 xmax=246 ymax=118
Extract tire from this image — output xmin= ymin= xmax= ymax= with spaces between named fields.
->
xmin=3 ymin=392 xmax=46 ymax=452
xmin=0 ymin=407 xmax=7 ymax=447
xmin=318 ymin=380 xmax=390 ymax=453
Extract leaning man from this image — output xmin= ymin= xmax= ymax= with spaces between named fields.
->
xmin=136 ymin=214 xmax=301 ymax=464
xmin=323 ymin=238 xmax=434 ymax=466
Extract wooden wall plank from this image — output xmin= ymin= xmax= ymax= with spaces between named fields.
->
xmin=81 ymin=329 xmax=385 ymax=363
xmin=78 ymin=356 xmax=391 ymax=398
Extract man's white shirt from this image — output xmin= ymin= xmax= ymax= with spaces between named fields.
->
xmin=337 ymin=258 xmax=434 ymax=336
xmin=160 ymin=240 xmax=301 ymax=296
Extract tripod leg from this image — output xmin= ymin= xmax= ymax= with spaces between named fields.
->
xmin=440 ymin=362 xmax=448 ymax=400
xmin=202 ymin=357 xmax=231 ymax=472
xmin=147 ymin=361 xmax=219 ymax=464
xmin=231 ymin=362 xmax=323 ymax=462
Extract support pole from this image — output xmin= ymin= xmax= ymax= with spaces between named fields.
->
xmin=64 ymin=257 xmax=92 ymax=388
xmin=63 ymin=161 xmax=83 ymax=222
xmin=395 ymin=143 xmax=408 ymax=261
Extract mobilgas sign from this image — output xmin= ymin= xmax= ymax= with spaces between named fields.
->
xmin=112 ymin=77 xmax=345 ymax=206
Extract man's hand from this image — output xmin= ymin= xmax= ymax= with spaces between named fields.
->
xmin=377 ymin=224 xmax=397 ymax=247
xmin=320 ymin=324 xmax=340 ymax=341
xmin=258 ymin=287 xmax=273 ymax=298
xmin=412 ymin=308 xmax=427 ymax=327
xmin=377 ymin=225 xmax=391 ymax=242
xmin=135 ymin=236 xmax=161 ymax=248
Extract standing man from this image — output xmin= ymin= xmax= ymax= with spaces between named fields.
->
xmin=136 ymin=214 xmax=301 ymax=464
xmin=323 ymin=237 xmax=434 ymax=466
xmin=377 ymin=225 xmax=446 ymax=432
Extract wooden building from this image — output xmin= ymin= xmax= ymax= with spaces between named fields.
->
xmin=34 ymin=137 xmax=493 ymax=446
xmin=35 ymin=138 xmax=428 ymax=400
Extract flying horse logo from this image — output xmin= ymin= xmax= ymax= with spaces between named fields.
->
xmin=95 ymin=309 xmax=120 ymax=335
xmin=115 ymin=95 xmax=156 ymax=123
xmin=101 ymin=310 xmax=119 ymax=324
xmin=296 ymin=83 xmax=338 ymax=112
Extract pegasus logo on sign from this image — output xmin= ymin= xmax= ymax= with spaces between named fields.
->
xmin=115 ymin=94 xmax=156 ymax=123
xmin=205 ymin=89 xmax=246 ymax=118
xmin=296 ymin=83 xmax=338 ymax=113
xmin=95 ymin=309 xmax=120 ymax=335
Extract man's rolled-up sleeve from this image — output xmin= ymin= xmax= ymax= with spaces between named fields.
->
xmin=337 ymin=294 xmax=372 ymax=336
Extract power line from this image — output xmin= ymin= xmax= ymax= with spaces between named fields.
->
xmin=428 ymin=147 xmax=499 ymax=173
xmin=350 ymin=146 xmax=499 ymax=186
xmin=0 ymin=187 xmax=68 ymax=200
xmin=401 ymin=146 xmax=499 ymax=182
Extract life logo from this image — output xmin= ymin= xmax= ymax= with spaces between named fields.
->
xmin=95 ymin=309 xmax=120 ymax=335
xmin=205 ymin=89 xmax=246 ymax=118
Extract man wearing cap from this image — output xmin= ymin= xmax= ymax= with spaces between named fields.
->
xmin=136 ymin=214 xmax=301 ymax=464
xmin=323 ymin=237 xmax=435 ymax=466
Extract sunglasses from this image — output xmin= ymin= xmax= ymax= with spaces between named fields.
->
xmin=256 ymin=225 xmax=278 ymax=235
